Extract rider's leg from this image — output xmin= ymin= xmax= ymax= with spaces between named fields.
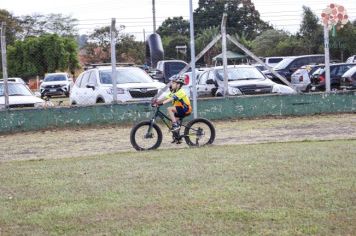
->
xmin=167 ymin=106 xmax=178 ymax=125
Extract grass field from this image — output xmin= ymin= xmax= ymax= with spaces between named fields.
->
xmin=0 ymin=140 xmax=355 ymax=235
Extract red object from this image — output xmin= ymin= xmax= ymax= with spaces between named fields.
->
xmin=319 ymin=75 xmax=325 ymax=83
xmin=184 ymin=75 xmax=190 ymax=85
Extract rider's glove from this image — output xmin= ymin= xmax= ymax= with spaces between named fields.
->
xmin=151 ymin=98 xmax=159 ymax=107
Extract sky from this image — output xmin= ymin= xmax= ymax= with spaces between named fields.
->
xmin=1 ymin=0 xmax=355 ymax=41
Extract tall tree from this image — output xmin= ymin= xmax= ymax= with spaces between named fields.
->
xmin=18 ymin=13 xmax=78 ymax=38
xmin=156 ymin=17 xmax=189 ymax=38
xmin=193 ymin=0 xmax=271 ymax=39
xmin=0 ymin=9 xmax=22 ymax=45
xmin=298 ymin=6 xmax=323 ymax=54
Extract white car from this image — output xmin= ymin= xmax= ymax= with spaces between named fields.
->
xmin=40 ymin=73 xmax=73 ymax=98
xmin=0 ymin=82 xmax=46 ymax=109
xmin=70 ymin=66 xmax=166 ymax=105
xmin=0 ymin=77 xmax=27 ymax=85
xmin=195 ymin=65 xmax=296 ymax=97
xmin=291 ymin=65 xmax=324 ymax=92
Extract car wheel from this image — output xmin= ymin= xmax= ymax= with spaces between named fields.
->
xmin=96 ymin=98 xmax=105 ymax=103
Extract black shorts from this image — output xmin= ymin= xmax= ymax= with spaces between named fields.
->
xmin=174 ymin=106 xmax=191 ymax=118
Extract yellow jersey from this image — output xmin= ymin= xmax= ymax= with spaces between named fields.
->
xmin=166 ymin=88 xmax=192 ymax=114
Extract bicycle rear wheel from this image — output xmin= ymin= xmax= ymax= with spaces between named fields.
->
xmin=130 ymin=121 xmax=163 ymax=151
xmin=183 ymin=118 xmax=215 ymax=147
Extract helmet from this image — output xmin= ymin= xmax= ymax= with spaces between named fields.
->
xmin=172 ymin=76 xmax=185 ymax=85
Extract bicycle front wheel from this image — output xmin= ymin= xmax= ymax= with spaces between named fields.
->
xmin=130 ymin=121 xmax=163 ymax=151
xmin=184 ymin=118 xmax=215 ymax=147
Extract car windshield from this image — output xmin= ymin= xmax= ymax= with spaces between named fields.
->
xmin=312 ymin=67 xmax=324 ymax=76
xmin=274 ymin=57 xmax=295 ymax=70
xmin=0 ymin=83 xmax=33 ymax=96
xmin=99 ymin=68 xmax=154 ymax=84
xmin=44 ymin=75 xmax=67 ymax=82
xmin=216 ymin=67 xmax=266 ymax=81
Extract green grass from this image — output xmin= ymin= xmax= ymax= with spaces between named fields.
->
xmin=0 ymin=140 xmax=355 ymax=235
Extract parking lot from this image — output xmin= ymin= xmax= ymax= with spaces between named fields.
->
xmin=1 ymin=113 xmax=355 ymax=162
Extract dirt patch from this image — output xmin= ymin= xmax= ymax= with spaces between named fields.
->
xmin=0 ymin=113 xmax=355 ymax=162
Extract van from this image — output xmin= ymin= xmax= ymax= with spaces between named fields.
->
xmin=263 ymin=54 xmax=324 ymax=84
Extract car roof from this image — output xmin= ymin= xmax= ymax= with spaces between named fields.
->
xmin=211 ymin=65 xmax=256 ymax=69
xmin=45 ymin=72 xmax=68 ymax=76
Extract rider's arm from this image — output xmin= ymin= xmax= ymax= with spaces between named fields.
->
xmin=156 ymin=97 xmax=173 ymax=105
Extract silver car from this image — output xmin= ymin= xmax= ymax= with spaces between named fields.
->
xmin=197 ymin=65 xmax=296 ymax=97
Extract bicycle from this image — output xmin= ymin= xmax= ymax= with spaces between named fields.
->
xmin=130 ymin=105 xmax=216 ymax=151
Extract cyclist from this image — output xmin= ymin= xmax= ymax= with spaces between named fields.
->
xmin=152 ymin=76 xmax=192 ymax=140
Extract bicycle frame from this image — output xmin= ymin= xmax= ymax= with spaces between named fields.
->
xmin=146 ymin=106 xmax=188 ymax=137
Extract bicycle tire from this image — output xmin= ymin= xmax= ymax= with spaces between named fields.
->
xmin=130 ymin=121 xmax=163 ymax=151
xmin=183 ymin=118 xmax=215 ymax=147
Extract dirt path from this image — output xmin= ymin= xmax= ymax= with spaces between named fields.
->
xmin=1 ymin=113 xmax=355 ymax=162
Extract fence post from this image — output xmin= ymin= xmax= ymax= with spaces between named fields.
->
xmin=221 ymin=13 xmax=228 ymax=97
xmin=110 ymin=18 xmax=118 ymax=103
xmin=1 ymin=22 xmax=9 ymax=109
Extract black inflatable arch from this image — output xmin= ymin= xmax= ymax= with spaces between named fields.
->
xmin=145 ymin=33 xmax=164 ymax=68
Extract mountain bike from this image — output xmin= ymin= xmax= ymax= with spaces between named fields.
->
xmin=130 ymin=105 xmax=215 ymax=151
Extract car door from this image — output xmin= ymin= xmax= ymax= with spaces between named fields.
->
xmin=77 ymin=71 xmax=94 ymax=105
xmin=86 ymin=71 xmax=99 ymax=104
xmin=197 ymin=70 xmax=216 ymax=97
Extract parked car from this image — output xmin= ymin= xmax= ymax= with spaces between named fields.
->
xmin=262 ymin=57 xmax=285 ymax=68
xmin=340 ymin=66 xmax=356 ymax=90
xmin=345 ymin=55 xmax=356 ymax=63
xmin=168 ymin=69 xmax=208 ymax=97
xmin=291 ymin=64 xmax=324 ymax=92
xmin=0 ymin=77 xmax=27 ymax=85
xmin=191 ymin=65 xmax=295 ymax=97
xmin=309 ymin=63 xmax=356 ymax=91
xmin=263 ymin=54 xmax=324 ymax=83
xmin=154 ymin=60 xmax=188 ymax=83
xmin=40 ymin=73 xmax=73 ymax=98
xmin=0 ymin=82 xmax=46 ymax=109
xmin=70 ymin=66 xmax=166 ymax=105
xmin=252 ymin=64 xmax=268 ymax=72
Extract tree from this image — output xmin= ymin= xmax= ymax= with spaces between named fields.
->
xmin=298 ymin=6 xmax=323 ymax=54
xmin=161 ymin=35 xmax=190 ymax=61
xmin=116 ymin=34 xmax=145 ymax=64
xmin=0 ymin=9 xmax=22 ymax=45
xmin=7 ymin=34 xmax=79 ymax=78
xmin=329 ymin=22 xmax=356 ymax=61
xmin=157 ymin=17 xmax=189 ymax=38
xmin=18 ymin=13 xmax=78 ymax=38
xmin=251 ymin=29 xmax=289 ymax=56
xmin=195 ymin=26 xmax=221 ymax=65
xmin=193 ymin=0 xmax=271 ymax=39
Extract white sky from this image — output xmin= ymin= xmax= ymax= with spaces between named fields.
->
xmin=1 ymin=0 xmax=355 ymax=41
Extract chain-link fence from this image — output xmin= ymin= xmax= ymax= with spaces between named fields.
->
xmin=1 ymin=10 xmax=356 ymax=112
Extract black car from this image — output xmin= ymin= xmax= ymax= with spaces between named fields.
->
xmin=309 ymin=63 xmax=356 ymax=91
xmin=340 ymin=66 xmax=356 ymax=90
xmin=263 ymin=54 xmax=324 ymax=84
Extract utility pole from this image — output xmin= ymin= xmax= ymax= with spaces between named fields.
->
xmin=152 ymin=0 xmax=156 ymax=33
xmin=110 ymin=18 xmax=118 ymax=103
xmin=1 ymin=22 xmax=9 ymax=109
